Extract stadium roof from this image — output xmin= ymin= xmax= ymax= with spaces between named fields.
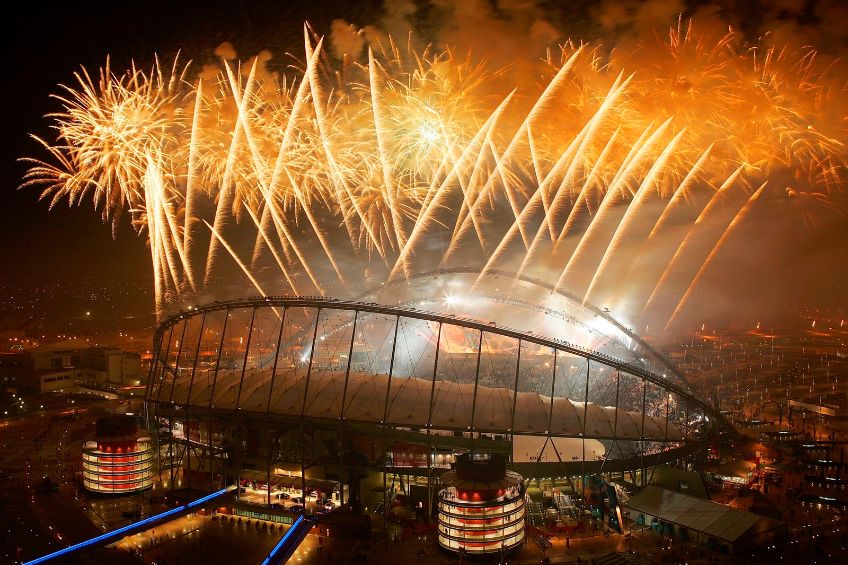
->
xmin=168 ymin=368 xmax=682 ymax=441
xmin=624 ymin=486 xmax=784 ymax=543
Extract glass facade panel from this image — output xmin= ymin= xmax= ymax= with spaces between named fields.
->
xmin=550 ymin=352 xmax=586 ymax=437
xmin=342 ymin=314 xmax=397 ymax=421
xmin=303 ymin=309 xmax=356 ymax=418
xmin=431 ymin=324 xmax=480 ymax=430
xmin=152 ymin=324 xmax=177 ymax=405
xmin=473 ymin=333 xmax=519 ymax=432
xmin=211 ymin=307 xmax=254 ymax=409
xmin=239 ymin=307 xmax=284 ymax=411
xmin=188 ymin=309 xmax=229 ymax=408
xmin=385 ymin=317 xmax=439 ymax=426
xmin=513 ymin=343 xmax=556 ymax=435
xmin=169 ymin=314 xmax=205 ymax=406
xmin=268 ymin=307 xmax=319 ymax=415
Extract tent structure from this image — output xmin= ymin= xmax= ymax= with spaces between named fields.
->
xmin=624 ymin=486 xmax=785 ymax=554
xmin=171 ymin=367 xmax=681 ymax=441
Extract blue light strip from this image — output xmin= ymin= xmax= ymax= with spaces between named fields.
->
xmin=187 ymin=487 xmax=233 ymax=508
xmin=261 ymin=515 xmax=305 ymax=565
xmin=24 ymin=486 xmax=233 ymax=565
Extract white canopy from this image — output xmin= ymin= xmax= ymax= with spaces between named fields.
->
xmin=624 ymin=485 xmax=783 ymax=543
xmin=165 ymin=367 xmax=682 ymax=441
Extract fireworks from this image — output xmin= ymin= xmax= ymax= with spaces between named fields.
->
xmin=22 ymin=22 xmax=847 ymax=332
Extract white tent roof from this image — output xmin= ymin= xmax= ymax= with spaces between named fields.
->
xmin=624 ymin=486 xmax=783 ymax=543
xmin=165 ymin=367 xmax=682 ymax=441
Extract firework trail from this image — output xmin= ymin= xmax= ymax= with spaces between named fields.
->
xmin=21 ymin=22 xmax=847 ymax=334
xmin=663 ymin=182 xmax=769 ymax=330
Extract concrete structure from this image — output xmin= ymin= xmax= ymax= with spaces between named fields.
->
xmin=31 ymin=368 xmax=76 ymax=392
xmin=32 ymin=345 xmax=142 ymax=386
xmin=0 ymin=345 xmax=141 ymax=393
xmin=624 ymin=485 xmax=786 ymax=555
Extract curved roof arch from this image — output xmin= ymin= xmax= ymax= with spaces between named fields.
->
xmin=148 ymin=297 xmax=726 ymax=444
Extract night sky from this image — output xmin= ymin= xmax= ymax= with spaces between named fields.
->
xmin=4 ymin=0 xmax=847 ymax=319
xmin=4 ymin=0 xmax=386 ymax=284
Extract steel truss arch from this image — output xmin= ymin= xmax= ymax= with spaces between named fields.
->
xmin=148 ymin=296 xmax=723 ymax=441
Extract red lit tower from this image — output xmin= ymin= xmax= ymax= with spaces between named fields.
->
xmin=437 ymin=453 xmax=525 ymax=554
xmin=82 ymin=415 xmax=152 ymax=493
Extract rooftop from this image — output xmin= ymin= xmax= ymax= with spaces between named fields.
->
xmin=624 ymin=485 xmax=784 ymax=543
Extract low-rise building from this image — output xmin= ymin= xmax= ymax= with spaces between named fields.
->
xmin=32 ymin=369 xmax=76 ymax=392
xmin=624 ymin=485 xmax=786 ymax=555
xmin=32 ymin=345 xmax=142 ymax=386
xmin=0 ymin=345 xmax=142 ymax=393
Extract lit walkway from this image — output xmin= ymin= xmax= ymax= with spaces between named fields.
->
xmin=24 ymin=486 xmax=234 ymax=564
xmin=261 ymin=514 xmax=314 ymax=565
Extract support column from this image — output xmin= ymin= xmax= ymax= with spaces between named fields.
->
xmin=381 ymin=316 xmax=401 ymax=524
xmin=154 ymin=326 xmax=174 ymax=486
xmin=266 ymin=425 xmax=272 ymax=508
xmin=265 ymin=308 xmax=286 ymax=507
xmin=143 ymin=329 xmax=164 ymax=428
xmin=381 ymin=316 xmax=401 ymax=424
xmin=233 ymin=307 xmax=257 ymax=503
xmin=469 ymin=329 xmax=484 ymax=440
xmin=300 ymin=309 xmax=322 ymax=509
xmin=167 ymin=318 xmax=188 ymax=486
xmin=640 ymin=379 xmax=647 ymax=487
xmin=338 ymin=311 xmax=359 ymax=507
xmin=547 ymin=349 xmax=558 ymax=434
xmin=184 ymin=313 xmax=206 ymax=490
xmin=425 ymin=322 xmax=443 ymax=522
xmin=601 ymin=368 xmax=621 ymax=474
xmin=208 ymin=309 xmax=230 ymax=492
xmin=581 ymin=357 xmax=590 ymax=509
xmin=509 ymin=340 xmax=522 ymax=462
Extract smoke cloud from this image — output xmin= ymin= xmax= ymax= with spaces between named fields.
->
xmin=316 ymin=0 xmax=848 ymax=332
xmin=324 ymin=0 xmax=848 ymax=63
xmin=213 ymin=41 xmax=237 ymax=60
xmin=191 ymin=0 xmax=848 ymax=333
xmin=329 ymin=19 xmax=365 ymax=61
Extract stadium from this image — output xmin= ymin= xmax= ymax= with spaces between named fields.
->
xmin=144 ymin=271 xmax=726 ymax=552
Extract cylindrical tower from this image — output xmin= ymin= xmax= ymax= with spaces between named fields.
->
xmin=437 ymin=453 xmax=526 ymax=555
xmin=82 ymin=415 xmax=153 ymax=493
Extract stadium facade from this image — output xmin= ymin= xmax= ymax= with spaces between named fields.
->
xmin=144 ymin=284 xmax=725 ymax=548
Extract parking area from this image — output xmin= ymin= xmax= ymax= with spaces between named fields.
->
xmin=235 ymin=481 xmax=339 ymax=515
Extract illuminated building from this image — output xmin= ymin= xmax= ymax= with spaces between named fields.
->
xmin=437 ymin=453 xmax=525 ymax=554
xmin=145 ymin=292 xmax=728 ymax=539
xmin=82 ymin=415 xmax=153 ymax=493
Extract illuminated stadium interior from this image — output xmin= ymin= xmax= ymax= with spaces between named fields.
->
xmin=145 ymin=283 xmax=725 ymax=524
